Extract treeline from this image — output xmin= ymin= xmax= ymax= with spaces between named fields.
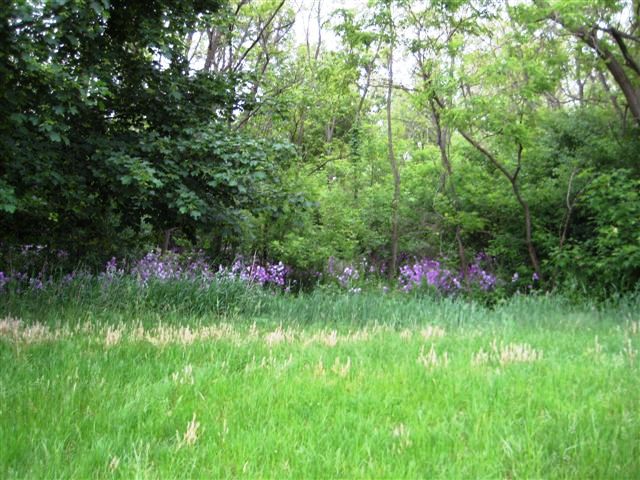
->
xmin=1 ymin=0 xmax=638 ymax=293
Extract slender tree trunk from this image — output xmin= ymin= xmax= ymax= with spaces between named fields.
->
xmin=559 ymin=169 xmax=577 ymax=249
xmin=296 ymin=109 xmax=306 ymax=147
xmin=387 ymin=34 xmax=401 ymax=277
xmin=596 ymin=70 xmax=626 ymax=123
xmin=326 ymin=116 xmax=336 ymax=142
xmin=559 ymin=169 xmax=591 ymax=250
xmin=185 ymin=31 xmax=194 ymax=58
xmin=204 ymin=29 xmax=219 ymax=72
xmin=355 ymin=40 xmax=381 ymax=122
xmin=517 ymin=195 xmax=541 ymax=278
xmin=457 ymin=129 xmax=542 ymax=279
xmin=350 ymin=40 xmax=381 ymax=201
xmin=430 ymin=100 xmax=468 ymax=279
xmin=162 ymin=228 xmax=177 ymax=254
xmin=511 ymin=145 xmax=541 ymax=279
xmin=188 ymin=31 xmax=205 ymax=64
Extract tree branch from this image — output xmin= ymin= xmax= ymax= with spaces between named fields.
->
xmin=232 ymin=0 xmax=286 ymax=73
xmin=607 ymin=27 xmax=640 ymax=76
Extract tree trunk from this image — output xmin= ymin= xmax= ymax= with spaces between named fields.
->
xmin=548 ymin=13 xmax=640 ymax=125
xmin=204 ymin=29 xmax=219 ymax=72
xmin=457 ymin=129 xmax=542 ymax=279
xmin=387 ymin=31 xmax=401 ymax=277
xmin=162 ymin=228 xmax=176 ymax=254
xmin=431 ymin=100 xmax=468 ymax=279
xmin=587 ymin=36 xmax=640 ymax=124
xmin=515 ymin=193 xmax=541 ymax=279
xmin=596 ymin=70 xmax=625 ymax=122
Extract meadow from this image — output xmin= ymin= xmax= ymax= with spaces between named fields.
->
xmin=4 ymin=0 xmax=640 ymax=477
xmin=1 ymin=286 xmax=638 ymax=478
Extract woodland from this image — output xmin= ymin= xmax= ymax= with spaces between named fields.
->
xmin=1 ymin=2 xmax=640 ymax=478
xmin=1 ymin=0 xmax=639 ymax=294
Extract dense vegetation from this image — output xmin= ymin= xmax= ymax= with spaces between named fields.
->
xmin=1 ymin=0 xmax=638 ymax=296
xmin=1 ymin=2 xmax=639 ymax=476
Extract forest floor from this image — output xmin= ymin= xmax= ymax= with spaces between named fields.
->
xmin=1 ymin=295 xmax=639 ymax=478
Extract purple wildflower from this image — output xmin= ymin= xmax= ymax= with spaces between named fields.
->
xmin=328 ymin=256 xmax=335 ymax=275
xmin=29 ymin=277 xmax=44 ymax=290
xmin=337 ymin=265 xmax=359 ymax=288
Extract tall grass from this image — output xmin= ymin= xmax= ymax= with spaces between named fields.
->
xmin=1 ymin=281 xmax=638 ymax=478
xmin=2 ymin=276 xmax=637 ymax=329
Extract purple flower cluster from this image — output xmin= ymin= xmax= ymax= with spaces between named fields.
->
xmin=0 ymin=250 xmax=292 ymax=295
xmin=510 ymin=271 xmax=541 ymax=290
xmin=0 ymin=271 xmax=50 ymax=293
xmin=222 ymin=257 xmax=289 ymax=287
xmin=399 ymin=254 xmax=497 ymax=293
xmin=100 ymin=257 xmax=125 ymax=284
xmin=62 ymin=272 xmax=81 ymax=284
xmin=28 ymin=277 xmax=45 ymax=290
xmin=466 ymin=262 xmax=497 ymax=291
xmin=399 ymin=259 xmax=458 ymax=292
xmin=328 ymin=256 xmax=336 ymax=275
xmin=127 ymin=251 xmax=291 ymax=288
xmin=337 ymin=266 xmax=360 ymax=288
xmin=327 ymin=257 xmax=379 ymax=292
xmin=0 ymin=244 xmax=73 ymax=294
xmin=1 ymin=246 xmax=541 ymax=298
xmin=130 ymin=251 xmax=214 ymax=285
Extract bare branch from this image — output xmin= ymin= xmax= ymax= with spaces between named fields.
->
xmin=232 ymin=0 xmax=287 ymax=73
xmin=607 ymin=27 xmax=640 ymax=76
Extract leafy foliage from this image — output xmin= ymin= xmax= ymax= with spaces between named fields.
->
xmin=0 ymin=0 xmax=296 ymax=265
xmin=1 ymin=0 xmax=639 ymax=295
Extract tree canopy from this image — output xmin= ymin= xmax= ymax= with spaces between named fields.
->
xmin=1 ymin=0 xmax=638 ymax=293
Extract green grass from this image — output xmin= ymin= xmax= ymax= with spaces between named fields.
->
xmin=1 ymin=290 xmax=639 ymax=478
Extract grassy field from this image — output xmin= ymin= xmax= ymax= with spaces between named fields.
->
xmin=1 ymin=290 xmax=639 ymax=478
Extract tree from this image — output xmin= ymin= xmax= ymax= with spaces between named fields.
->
xmin=0 ymin=0 xmax=295 ymax=263
xmin=402 ymin=0 xmax=483 ymax=277
xmin=530 ymin=0 xmax=640 ymax=126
